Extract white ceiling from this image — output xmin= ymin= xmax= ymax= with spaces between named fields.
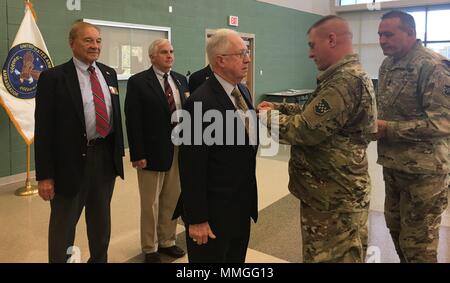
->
xmin=256 ymin=0 xmax=331 ymax=16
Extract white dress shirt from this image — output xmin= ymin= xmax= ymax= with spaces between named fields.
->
xmin=73 ymin=57 xmax=113 ymax=140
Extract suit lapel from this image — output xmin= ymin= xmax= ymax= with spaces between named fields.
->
xmin=238 ymin=83 xmax=258 ymax=150
xmin=97 ymin=63 xmax=114 ymax=87
xmin=210 ymin=75 xmax=236 ymax=111
xmin=97 ymin=63 xmax=120 ymax=123
xmin=63 ymin=59 xmax=86 ymax=130
xmin=205 ymin=65 xmax=213 ymax=80
xmin=171 ymin=72 xmax=187 ymax=105
xmin=147 ymin=67 xmax=171 ymax=117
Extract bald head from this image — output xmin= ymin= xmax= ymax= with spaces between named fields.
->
xmin=307 ymin=15 xmax=354 ymax=71
xmin=69 ymin=21 xmax=100 ymax=44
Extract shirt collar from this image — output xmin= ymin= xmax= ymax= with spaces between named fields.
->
xmin=214 ymin=73 xmax=236 ymax=95
xmin=73 ymin=57 xmax=98 ymax=72
xmin=385 ymin=39 xmax=423 ymax=69
xmin=317 ymin=53 xmax=360 ymax=83
xmin=153 ymin=66 xmax=171 ymax=79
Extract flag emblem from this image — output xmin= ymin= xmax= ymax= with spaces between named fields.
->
xmin=0 ymin=2 xmax=52 ymax=144
xmin=2 ymin=43 xmax=51 ymax=99
xmin=314 ymin=99 xmax=331 ymax=115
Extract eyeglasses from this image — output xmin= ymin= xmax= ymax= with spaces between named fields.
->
xmin=220 ymin=49 xmax=251 ymax=59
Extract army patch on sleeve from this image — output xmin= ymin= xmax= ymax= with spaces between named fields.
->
xmin=444 ymin=85 xmax=450 ymax=97
xmin=314 ymin=99 xmax=331 ymax=115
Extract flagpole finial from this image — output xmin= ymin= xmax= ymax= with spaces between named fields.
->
xmin=24 ymin=1 xmax=37 ymax=21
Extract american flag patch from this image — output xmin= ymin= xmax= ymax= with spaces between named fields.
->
xmin=314 ymin=99 xmax=331 ymax=115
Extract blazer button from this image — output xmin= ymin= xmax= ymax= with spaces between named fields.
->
xmin=82 ymin=153 xmax=87 ymax=157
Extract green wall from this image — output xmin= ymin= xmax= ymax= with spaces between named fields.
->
xmin=0 ymin=0 xmax=320 ymax=178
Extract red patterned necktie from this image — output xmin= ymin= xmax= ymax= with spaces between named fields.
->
xmin=163 ymin=73 xmax=176 ymax=114
xmin=88 ymin=65 xmax=110 ymax=137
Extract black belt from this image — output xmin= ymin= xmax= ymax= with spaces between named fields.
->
xmin=87 ymin=136 xmax=109 ymax=147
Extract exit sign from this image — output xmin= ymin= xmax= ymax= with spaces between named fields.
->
xmin=228 ymin=15 xmax=239 ymax=27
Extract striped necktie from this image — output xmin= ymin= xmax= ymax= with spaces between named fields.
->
xmin=231 ymin=87 xmax=250 ymax=133
xmin=231 ymin=87 xmax=249 ymax=112
xmin=88 ymin=65 xmax=110 ymax=137
xmin=163 ymin=73 xmax=176 ymax=114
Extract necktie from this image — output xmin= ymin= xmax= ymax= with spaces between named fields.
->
xmin=231 ymin=87 xmax=250 ymax=133
xmin=163 ymin=73 xmax=176 ymax=114
xmin=231 ymin=87 xmax=249 ymax=112
xmin=88 ymin=66 xmax=110 ymax=137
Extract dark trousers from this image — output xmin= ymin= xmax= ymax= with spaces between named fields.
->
xmin=185 ymin=214 xmax=251 ymax=263
xmin=48 ymin=142 xmax=116 ymax=263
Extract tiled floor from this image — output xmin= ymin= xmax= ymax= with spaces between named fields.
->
xmin=0 ymin=142 xmax=449 ymax=263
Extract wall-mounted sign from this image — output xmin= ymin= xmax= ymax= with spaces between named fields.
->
xmin=228 ymin=15 xmax=239 ymax=27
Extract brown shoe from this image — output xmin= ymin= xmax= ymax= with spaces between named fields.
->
xmin=158 ymin=245 xmax=186 ymax=258
xmin=144 ymin=252 xmax=161 ymax=263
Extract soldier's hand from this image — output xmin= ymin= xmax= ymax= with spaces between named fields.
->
xmin=376 ymin=120 xmax=388 ymax=140
xmin=38 ymin=179 xmax=55 ymax=201
xmin=189 ymin=222 xmax=216 ymax=245
xmin=132 ymin=159 xmax=147 ymax=169
xmin=257 ymin=101 xmax=274 ymax=111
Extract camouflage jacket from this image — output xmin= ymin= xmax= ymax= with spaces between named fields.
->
xmin=271 ymin=54 xmax=377 ymax=212
xmin=377 ymin=40 xmax=450 ymax=175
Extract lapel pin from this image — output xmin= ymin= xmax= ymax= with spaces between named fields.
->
xmin=109 ymin=86 xmax=119 ymax=95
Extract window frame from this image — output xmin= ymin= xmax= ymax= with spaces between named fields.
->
xmin=83 ymin=19 xmax=171 ymax=80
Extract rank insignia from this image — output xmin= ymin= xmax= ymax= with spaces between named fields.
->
xmin=314 ymin=99 xmax=331 ymax=115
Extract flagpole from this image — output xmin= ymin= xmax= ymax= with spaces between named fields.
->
xmin=15 ymin=144 xmax=38 ymax=196
xmin=14 ymin=0 xmax=38 ymax=197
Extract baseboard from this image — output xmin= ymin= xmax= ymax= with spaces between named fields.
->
xmin=0 ymin=149 xmax=130 ymax=188
xmin=0 ymin=171 xmax=36 ymax=187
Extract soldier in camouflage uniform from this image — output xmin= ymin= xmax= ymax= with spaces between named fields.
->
xmin=376 ymin=11 xmax=450 ymax=263
xmin=258 ymin=15 xmax=377 ymax=263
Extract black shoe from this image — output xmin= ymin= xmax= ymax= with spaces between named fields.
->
xmin=144 ymin=252 xmax=161 ymax=263
xmin=158 ymin=245 xmax=186 ymax=258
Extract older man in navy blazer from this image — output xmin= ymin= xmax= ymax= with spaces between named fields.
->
xmin=35 ymin=21 xmax=124 ymax=263
xmin=174 ymin=29 xmax=258 ymax=263
xmin=125 ymin=39 xmax=188 ymax=263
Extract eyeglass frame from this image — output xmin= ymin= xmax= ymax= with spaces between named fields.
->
xmin=219 ymin=49 xmax=251 ymax=59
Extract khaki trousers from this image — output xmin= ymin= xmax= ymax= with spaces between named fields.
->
xmin=137 ymin=147 xmax=181 ymax=253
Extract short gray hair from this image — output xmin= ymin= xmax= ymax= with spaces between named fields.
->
xmin=148 ymin=38 xmax=171 ymax=58
xmin=206 ymin=29 xmax=239 ymax=68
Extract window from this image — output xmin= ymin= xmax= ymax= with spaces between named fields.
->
xmin=83 ymin=19 xmax=171 ymax=80
xmin=406 ymin=5 xmax=450 ymax=58
xmin=339 ymin=0 xmax=392 ymax=6
xmin=340 ymin=4 xmax=450 ymax=79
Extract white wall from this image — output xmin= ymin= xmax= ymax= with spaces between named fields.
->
xmin=257 ymin=0 xmax=331 ymax=16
